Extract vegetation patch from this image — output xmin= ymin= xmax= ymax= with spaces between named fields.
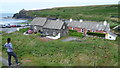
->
xmin=19 ymin=28 xmax=29 ymax=33
xmin=1 ymin=28 xmax=119 ymax=66
xmin=69 ymin=30 xmax=84 ymax=37
xmin=87 ymin=32 xmax=105 ymax=37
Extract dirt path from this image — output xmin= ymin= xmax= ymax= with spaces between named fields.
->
xmin=62 ymin=37 xmax=79 ymax=42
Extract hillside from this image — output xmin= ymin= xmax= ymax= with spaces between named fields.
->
xmin=13 ymin=4 xmax=118 ymax=21
xmin=13 ymin=4 xmax=119 ymax=28
xmin=2 ymin=28 xmax=119 ymax=66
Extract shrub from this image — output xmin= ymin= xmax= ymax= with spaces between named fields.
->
xmin=87 ymin=32 xmax=105 ymax=37
xmin=69 ymin=30 xmax=77 ymax=32
xmin=19 ymin=28 xmax=29 ymax=33
xmin=36 ymin=33 xmax=41 ymax=36
xmin=69 ymin=30 xmax=83 ymax=37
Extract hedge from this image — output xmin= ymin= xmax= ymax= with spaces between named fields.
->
xmin=69 ymin=30 xmax=83 ymax=37
xmin=69 ymin=30 xmax=77 ymax=32
xmin=19 ymin=28 xmax=29 ymax=33
xmin=87 ymin=32 xmax=105 ymax=37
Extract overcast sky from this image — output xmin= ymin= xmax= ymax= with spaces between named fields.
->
xmin=0 ymin=0 xmax=119 ymax=13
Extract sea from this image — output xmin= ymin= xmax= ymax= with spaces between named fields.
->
xmin=0 ymin=13 xmax=28 ymax=25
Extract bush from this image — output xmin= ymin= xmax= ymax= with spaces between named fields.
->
xmin=69 ymin=30 xmax=77 ymax=32
xmin=19 ymin=28 xmax=29 ymax=33
xmin=69 ymin=30 xmax=83 ymax=37
xmin=87 ymin=32 xmax=105 ymax=37
xmin=36 ymin=33 xmax=41 ymax=36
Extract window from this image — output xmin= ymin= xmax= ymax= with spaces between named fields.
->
xmin=46 ymin=32 xmax=49 ymax=35
xmin=92 ymin=30 xmax=95 ymax=32
xmin=38 ymin=30 xmax=41 ymax=32
xmin=81 ymin=29 xmax=84 ymax=32
xmin=88 ymin=30 xmax=90 ymax=32
xmin=63 ymin=26 xmax=65 ymax=29
xmin=72 ymin=27 xmax=74 ymax=30
xmin=53 ymin=32 xmax=56 ymax=36
xmin=109 ymin=36 xmax=111 ymax=38
xmin=34 ymin=26 xmax=37 ymax=29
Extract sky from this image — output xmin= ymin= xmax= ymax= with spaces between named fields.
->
xmin=0 ymin=0 xmax=119 ymax=13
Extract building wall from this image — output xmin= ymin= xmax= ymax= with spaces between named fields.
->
xmin=74 ymin=28 xmax=82 ymax=32
xmin=31 ymin=23 xmax=68 ymax=37
xmin=105 ymin=33 xmax=116 ymax=40
xmin=68 ymin=27 xmax=73 ymax=30
xmin=95 ymin=30 xmax=106 ymax=33
xmin=42 ymin=28 xmax=68 ymax=36
xmin=68 ymin=27 xmax=106 ymax=33
xmin=30 ymin=25 xmax=43 ymax=32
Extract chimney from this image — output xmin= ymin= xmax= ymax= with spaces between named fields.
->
xmin=80 ymin=19 xmax=83 ymax=22
xmin=104 ymin=21 xmax=107 ymax=26
xmin=70 ymin=18 xmax=72 ymax=22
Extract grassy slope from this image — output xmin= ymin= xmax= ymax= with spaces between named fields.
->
xmin=26 ymin=4 xmax=119 ymax=28
xmin=27 ymin=4 xmax=118 ymax=21
xmin=0 ymin=35 xmax=2 ymax=67
xmin=2 ymin=29 xmax=119 ymax=66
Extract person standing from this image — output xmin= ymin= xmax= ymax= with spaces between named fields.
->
xmin=4 ymin=38 xmax=20 ymax=66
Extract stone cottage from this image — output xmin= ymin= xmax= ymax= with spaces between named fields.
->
xmin=67 ymin=19 xmax=117 ymax=40
xmin=30 ymin=17 xmax=68 ymax=37
xmin=30 ymin=17 xmax=47 ymax=32
xmin=43 ymin=20 xmax=68 ymax=36
xmin=68 ymin=19 xmax=110 ymax=33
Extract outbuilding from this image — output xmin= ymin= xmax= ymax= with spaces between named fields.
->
xmin=105 ymin=32 xmax=117 ymax=40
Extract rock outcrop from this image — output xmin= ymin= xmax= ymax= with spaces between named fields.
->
xmin=13 ymin=9 xmax=35 ymax=19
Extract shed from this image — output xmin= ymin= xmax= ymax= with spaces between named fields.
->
xmin=105 ymin=32 xmax=117 ymax=40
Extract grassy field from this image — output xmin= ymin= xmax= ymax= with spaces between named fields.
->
xmin=27 ymin=5 xmax=118 ymax=20
xmin=25 ymin=4 xmax=119 ymax=28
xmin=1 ymin=29 xmax=119 ymax=66
xmin=29 ymin=6 xmax=117 ymax=17
xmin=0 ymin=34 xmax=2 ymax=67
xmin=13 ymin=4 xmax=119 ymax=29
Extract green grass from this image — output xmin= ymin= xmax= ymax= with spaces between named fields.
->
xmin=26 ymin=5 xmax=118 ymax=22
xmin=69 ymin=30 xmax=84 ymax=38
xmin=25 ymin=4 xmax=120 ymax=28
xmin=0 ymin=35 xmax=3 ymax=67
xmin=87 ymin=32 xmax=105 ymax=37
xmin=14 ymin=4 xmax=120 ymax=29
xmin=0 ymin=62 xmax=2 ymax=67
xmin=1 ymin=28 xmax=119 ymax=66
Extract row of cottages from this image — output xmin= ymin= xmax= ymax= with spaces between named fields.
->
xmin=67 ymin=19 xmax=117 ymax=40
xmin=30 ymin=17 xmax=68 ymax=37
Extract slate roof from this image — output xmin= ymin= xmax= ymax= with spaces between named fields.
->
xmin=43 ymin=20 xmax=64 ymax=29
xmin=68 ymin=21 xmax=110 ymax=31
xmin=104 ymin=23 xmax=110 ymax=32
xmin=31 ymin=17 xmax=47 ymax=26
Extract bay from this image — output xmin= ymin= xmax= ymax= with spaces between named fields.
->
xmin=0 ymin=13 xmax=28 ymax=25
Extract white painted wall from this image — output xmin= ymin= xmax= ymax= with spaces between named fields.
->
xmin=79 ymin=19 xmax=83 ymax=22
xmin=46 ymin=33 xmax=61 ymax=39
xmin=70 ymin=18 xmax=72 ymax=22
xmin=105 ymin=33 xmax=116 ymax=40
